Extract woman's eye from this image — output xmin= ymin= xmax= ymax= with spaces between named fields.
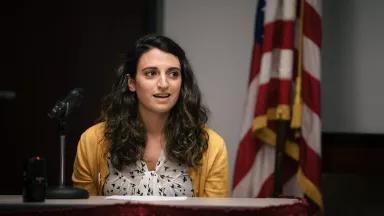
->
xmin=144 ymin=70 xmax=157 ymax=77
xmin=168 ymin=70 xmax=180 ymax=78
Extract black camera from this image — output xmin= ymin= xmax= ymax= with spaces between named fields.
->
xmin=23 ymin=156 xmax=47 ymax=202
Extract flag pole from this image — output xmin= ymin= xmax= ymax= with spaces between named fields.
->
xmin=273 ymin=117 xmax=289 ymax=197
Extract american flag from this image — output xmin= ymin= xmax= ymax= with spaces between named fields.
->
xmin=232 ymin=0 xmax=322 ymax=212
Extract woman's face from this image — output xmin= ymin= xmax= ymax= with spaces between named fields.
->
xmin=128 ymin=48 xmax=182 ymax=116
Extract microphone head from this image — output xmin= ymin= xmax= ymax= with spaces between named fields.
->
xmin=65 ymin=88 xmax=84 ymax=112
xmin=48 ymin=88 xmax=84 ymax=120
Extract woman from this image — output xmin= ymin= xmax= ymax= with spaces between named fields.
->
xmin=72 ymin=34 xmax=228 ymax=197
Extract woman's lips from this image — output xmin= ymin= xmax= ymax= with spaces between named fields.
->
xmin=153 ymin=93 xmax=171 ymax=98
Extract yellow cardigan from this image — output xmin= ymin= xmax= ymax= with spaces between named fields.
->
xmin=72 ymin=123 xmax=229 ymax=197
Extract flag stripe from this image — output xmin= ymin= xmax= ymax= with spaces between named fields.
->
xmin=303 ymin=37 xmax=321 ymax=81
xmin=241 ymin=76 xmax=260 ymax=138
xmin=306 ymin=0 xmax=322 ymax=16
xmin=259 ymin=50 xmax=294 ymax=84
xmin=255 ymin=79 xmax=292 ymax=117
xmin=249 ymin=44 xmax=263 ymax=83
xmin=303 ymin=1 xmax=322 ymax=48
xmin=263 ymin=21 xmax=296 ymax=52
xmin=301 ymin=104 xmax=321 ymax=155
xmin=232 ymin=130 xmax=260 ymax=189
xmin=264 ymin=0 xmax=296 ymax=24
xmin=299 ymin=137 xmax=322 ymax=186
xmin=233 ymin=143 xmax=275 ymax=197
xmin=302 ymin=70 xmax=321 ymax=116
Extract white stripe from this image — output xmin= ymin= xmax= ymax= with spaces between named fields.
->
xmin=240 ymin=76 xmax=259 ymax=138
xmin=264 ymin=0 xmax=297 ymax=24
xmin=306 ymin=0 xmax=322 ymax=17
xmin=302 ymin=104 xmax=321 ymax=156
xmin=232 ymin=145 xmax=275 ymax=197
xmin=259 ymin=49 xmax=294 ymax=85
xmin=303 ymin=37 xmax=321 ymax=80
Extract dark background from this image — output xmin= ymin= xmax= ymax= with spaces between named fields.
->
xmin=0 ymin=0 xmax=160 ymax=194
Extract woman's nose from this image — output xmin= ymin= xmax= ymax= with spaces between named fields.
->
xmin=157 ymin=74 xmax=169 ymax=89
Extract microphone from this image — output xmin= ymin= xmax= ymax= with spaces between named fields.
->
xmin=48 ymin=88 xmax=84 ymax=120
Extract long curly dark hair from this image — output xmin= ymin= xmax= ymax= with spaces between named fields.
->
xmin=100 ymin=34 xmax=209 ymax=170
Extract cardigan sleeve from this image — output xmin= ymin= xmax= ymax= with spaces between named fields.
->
xmin=72 ymin=125 xmax=102 ymax=195
xmin=202 ymin=129 xmax=229 ymax=197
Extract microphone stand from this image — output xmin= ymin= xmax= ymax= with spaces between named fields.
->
xmin=46 ymin=106 xmax=89 ymax=199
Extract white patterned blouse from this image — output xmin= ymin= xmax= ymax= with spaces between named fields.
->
xmin=103 ymin=151 xmax=194 ymax=197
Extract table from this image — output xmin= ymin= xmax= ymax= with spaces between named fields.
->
xmin=0 ymin=195 xmax=309 ymax=216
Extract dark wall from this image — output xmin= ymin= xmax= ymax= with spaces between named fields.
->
xmin=322 ymin=133 xmax=384 ymax=215
xmin=0 ymin=0 xmax=159 ymax=194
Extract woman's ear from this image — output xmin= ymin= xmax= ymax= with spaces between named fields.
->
xmin=127 ymin=74 xmax=136 ymax=92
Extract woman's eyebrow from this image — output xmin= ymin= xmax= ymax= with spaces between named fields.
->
xmin=141 ymin=66 xmax=158 ymax=71
xmin=167 ymin=67 xmax=181 ymax=70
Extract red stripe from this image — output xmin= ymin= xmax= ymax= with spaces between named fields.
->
xmin=258 ymin=175 xmax=274 ymax=197
xmin=299 ymin=137 xmax=322 ymax=187
xmin=232 ymin=130 xmax=262 ymax=188
xmin=303 ymin=1 xmax=322 ymax=48
xmin=255 ymin=79 xmax=292 ymax=116
xmin=249 ymin=43 xmax=263 ymax=83
xmin=302 ymin=70 xmax=321 ymax=117
xmin=263 ymin=20 xmax=295 ymax=53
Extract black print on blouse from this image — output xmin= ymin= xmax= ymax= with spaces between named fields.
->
xmin=164 ymin=166 xmax=169 ymax=171
xmin=183 ymin=176 xmax=187 ymax=182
